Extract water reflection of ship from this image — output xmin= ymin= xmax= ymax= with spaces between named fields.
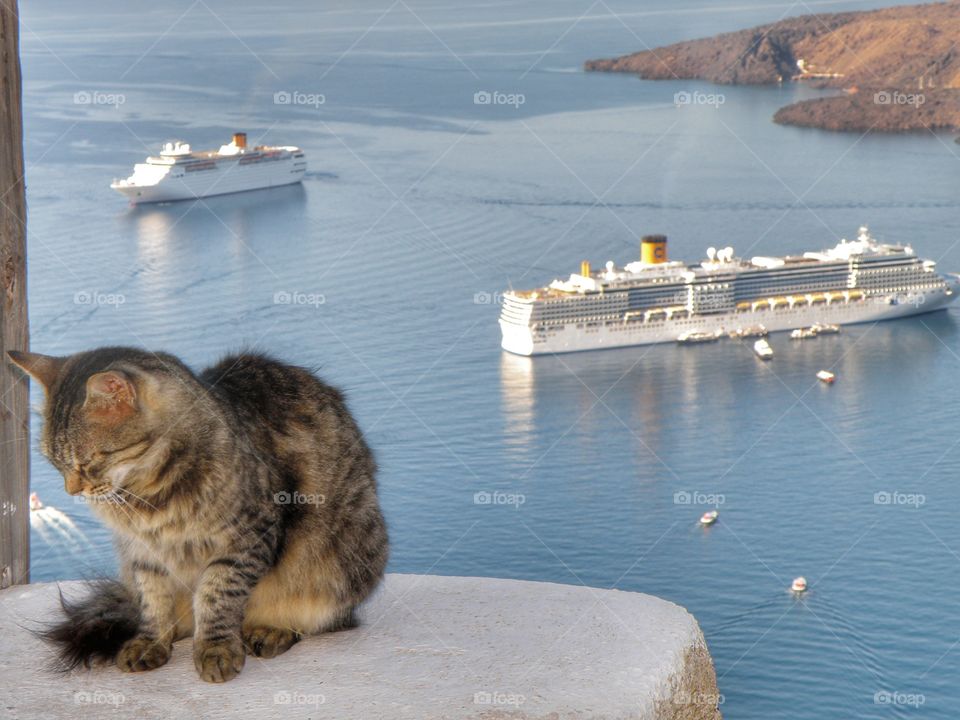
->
xmin=110 ymin=183 xmax=319 ymax=323
xmin=499 ymin=344 xmax=741 ymax=467
xmin=122 ymin=183 xmax=309 ymax=305
xmin=499 ymin=313 xmax=957 ymax=469
xmin=123 ymin=182 xmax=308 ymax=257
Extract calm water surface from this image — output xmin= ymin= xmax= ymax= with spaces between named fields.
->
xmin=19 ymin=0 xmax=960 ymax=716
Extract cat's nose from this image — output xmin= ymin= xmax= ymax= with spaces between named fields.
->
xmin=64 ymin=472 xmax=85 ymax=495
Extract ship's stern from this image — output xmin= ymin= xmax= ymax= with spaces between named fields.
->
xmin=499 ymin=293 xmax=536 ymax=356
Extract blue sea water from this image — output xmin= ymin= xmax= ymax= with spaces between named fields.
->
xmin=17 ymin=0 xmax=960 ymax=716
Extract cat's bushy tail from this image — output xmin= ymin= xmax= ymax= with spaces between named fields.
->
xmin=37 ymin=579 xmax=141 ymax=671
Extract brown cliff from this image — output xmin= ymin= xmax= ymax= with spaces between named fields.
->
xmin=585 ymin=2 xmax=960 ymax=132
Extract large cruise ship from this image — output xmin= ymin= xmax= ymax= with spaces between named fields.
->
xmin=111 ymin=133 xmax=307 ymax=204
xmin=500 ymin=227 xmax=960 ymax=356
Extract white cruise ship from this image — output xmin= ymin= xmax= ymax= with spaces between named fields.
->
xmin=500 ymin=227 xmax=960 ymax=356
xmin=111 ymin=133 xmax=306 ymax=204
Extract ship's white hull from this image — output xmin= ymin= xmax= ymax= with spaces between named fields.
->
xmin=501 ymin=286 xmax=958 ymax=356
xmin=111 ymin=155 xmax=305 ymax=204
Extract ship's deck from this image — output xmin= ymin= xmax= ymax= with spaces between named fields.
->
xmin=508 ymin=243 xmax=921 ymax=303
xmin=146 ymin=146 xmax=298 ymax=165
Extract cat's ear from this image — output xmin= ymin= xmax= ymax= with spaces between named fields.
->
xmin=6 ymin=351 xmax=66 ymax=392
xmin=84 ymin=371 xmax=137 ymax=416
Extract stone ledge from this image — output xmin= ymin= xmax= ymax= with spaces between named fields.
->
xmin=0 ymin=574 xmax=721 ymax=719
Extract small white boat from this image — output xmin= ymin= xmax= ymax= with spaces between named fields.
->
xmin=753 ymin=339 xmax=774 ymax=360
xmin=29 ymin=492 xmax=43 ymax=511
xmin=816 ymin=370 xmax=835 ymax=384
xmin=811 ymin=322 xmax=840 ymax=334
xmin=678 ymin=330 xmax=721 ymax=344
xmin=699 ymin=510 xmax=719 ymax=526
xmin=791 ymin=576 xmax=808 ymax=593
xmin=729 ymin=324 xmax=767 ymax=339
xmin=790 ymin=327 xmax=818 ymax=340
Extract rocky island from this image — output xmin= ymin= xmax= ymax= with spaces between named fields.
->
xmin=585 ymin=1 xmax=960 ymax=133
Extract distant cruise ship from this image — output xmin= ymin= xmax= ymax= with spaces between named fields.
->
xmin=111 ymin=133 xmax=306 ymax=204
xmin=500 ymin=227 xmax=960 ymax=356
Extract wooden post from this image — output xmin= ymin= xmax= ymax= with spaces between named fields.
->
xmin=0 ymin=0 xmax=29 ymax=588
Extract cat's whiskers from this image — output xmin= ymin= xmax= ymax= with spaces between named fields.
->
xmin=107 ymin=491 xmax=134 ymax=516
xmin=103 ymin=496 xmax=135 ymax=528
xmin=115 ymin=486 xmax=161 ymax=513
xmin=109 ymin=492 xmax=149 ymax=527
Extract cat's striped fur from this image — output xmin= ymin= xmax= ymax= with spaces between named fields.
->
xmin=9 ymin=347 xmax=388 ymax=683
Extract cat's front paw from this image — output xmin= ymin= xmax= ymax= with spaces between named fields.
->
xmin=193 ymin=638 xmax=245 ymax=683
xmin=116 ymin=635 xmax=172 ymax=673
xmin=242 ymin=625 xmax=301 ymax=658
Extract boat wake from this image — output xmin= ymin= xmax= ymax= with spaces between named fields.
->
xmin=30 ymin=501 xmax=90 ymax=555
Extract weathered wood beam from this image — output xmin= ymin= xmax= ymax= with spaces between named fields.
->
xmin=0 ymin=0 xmax=29 ymax=588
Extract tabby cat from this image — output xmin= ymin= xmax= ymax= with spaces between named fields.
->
xmin=8 ymin=347 xmax=388 ymax=683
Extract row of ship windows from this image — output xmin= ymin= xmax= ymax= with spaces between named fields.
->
xmin=858 ymin=279 xmax=939 ymax=287
xmin=543 ymin=281 xmax=859 ymax=305
xmin=238 ymin=155 xmax=285 ymax=165
xmin=535 ymin=281 xmax=941 ymax=319
xmin=857 ymin=264 xmax=924 ymax=270
xmin=557 ymin=305 xmax=868 ymax=332
xmin=735 ymin=282 xmax=846 ymax=294
xmin=859 ymin=278 xmax=928 ymax=285
xmin=540 ymin=267 xmax=921 ymax=296
xmin=530 ymin=276 xmax=936 ymax=311
xmin=538 ymin=284 xmax=896 ymax=306
xmin=533 ymin=293 xmax=877 ymax=320
xmin=530 ymin=297 xmax=876 ymax=326
xmin=516 ymin=293 xmax=939 ymax=328
xmin=569 ymin=309 xmax=868 ymax=332
xmin=858 ymin=279 xmax=929 ymax=286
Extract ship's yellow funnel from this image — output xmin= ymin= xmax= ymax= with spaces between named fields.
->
xmin=580 ymin=260 xmax=591 ymax=277
xmin=641 ymin=234 xmax=667 ymax=264
xmin=232 ymin=132 xmax=247 ymax=149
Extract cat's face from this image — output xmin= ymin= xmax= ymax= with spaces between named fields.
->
xmin=8 ymin=350 xmax=157 ymax=498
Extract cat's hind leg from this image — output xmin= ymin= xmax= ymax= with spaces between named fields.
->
xmin=241 ymin=625 xmax=301 ymax=658
xmin=244 ymin=569 xmax=356 ymax=658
